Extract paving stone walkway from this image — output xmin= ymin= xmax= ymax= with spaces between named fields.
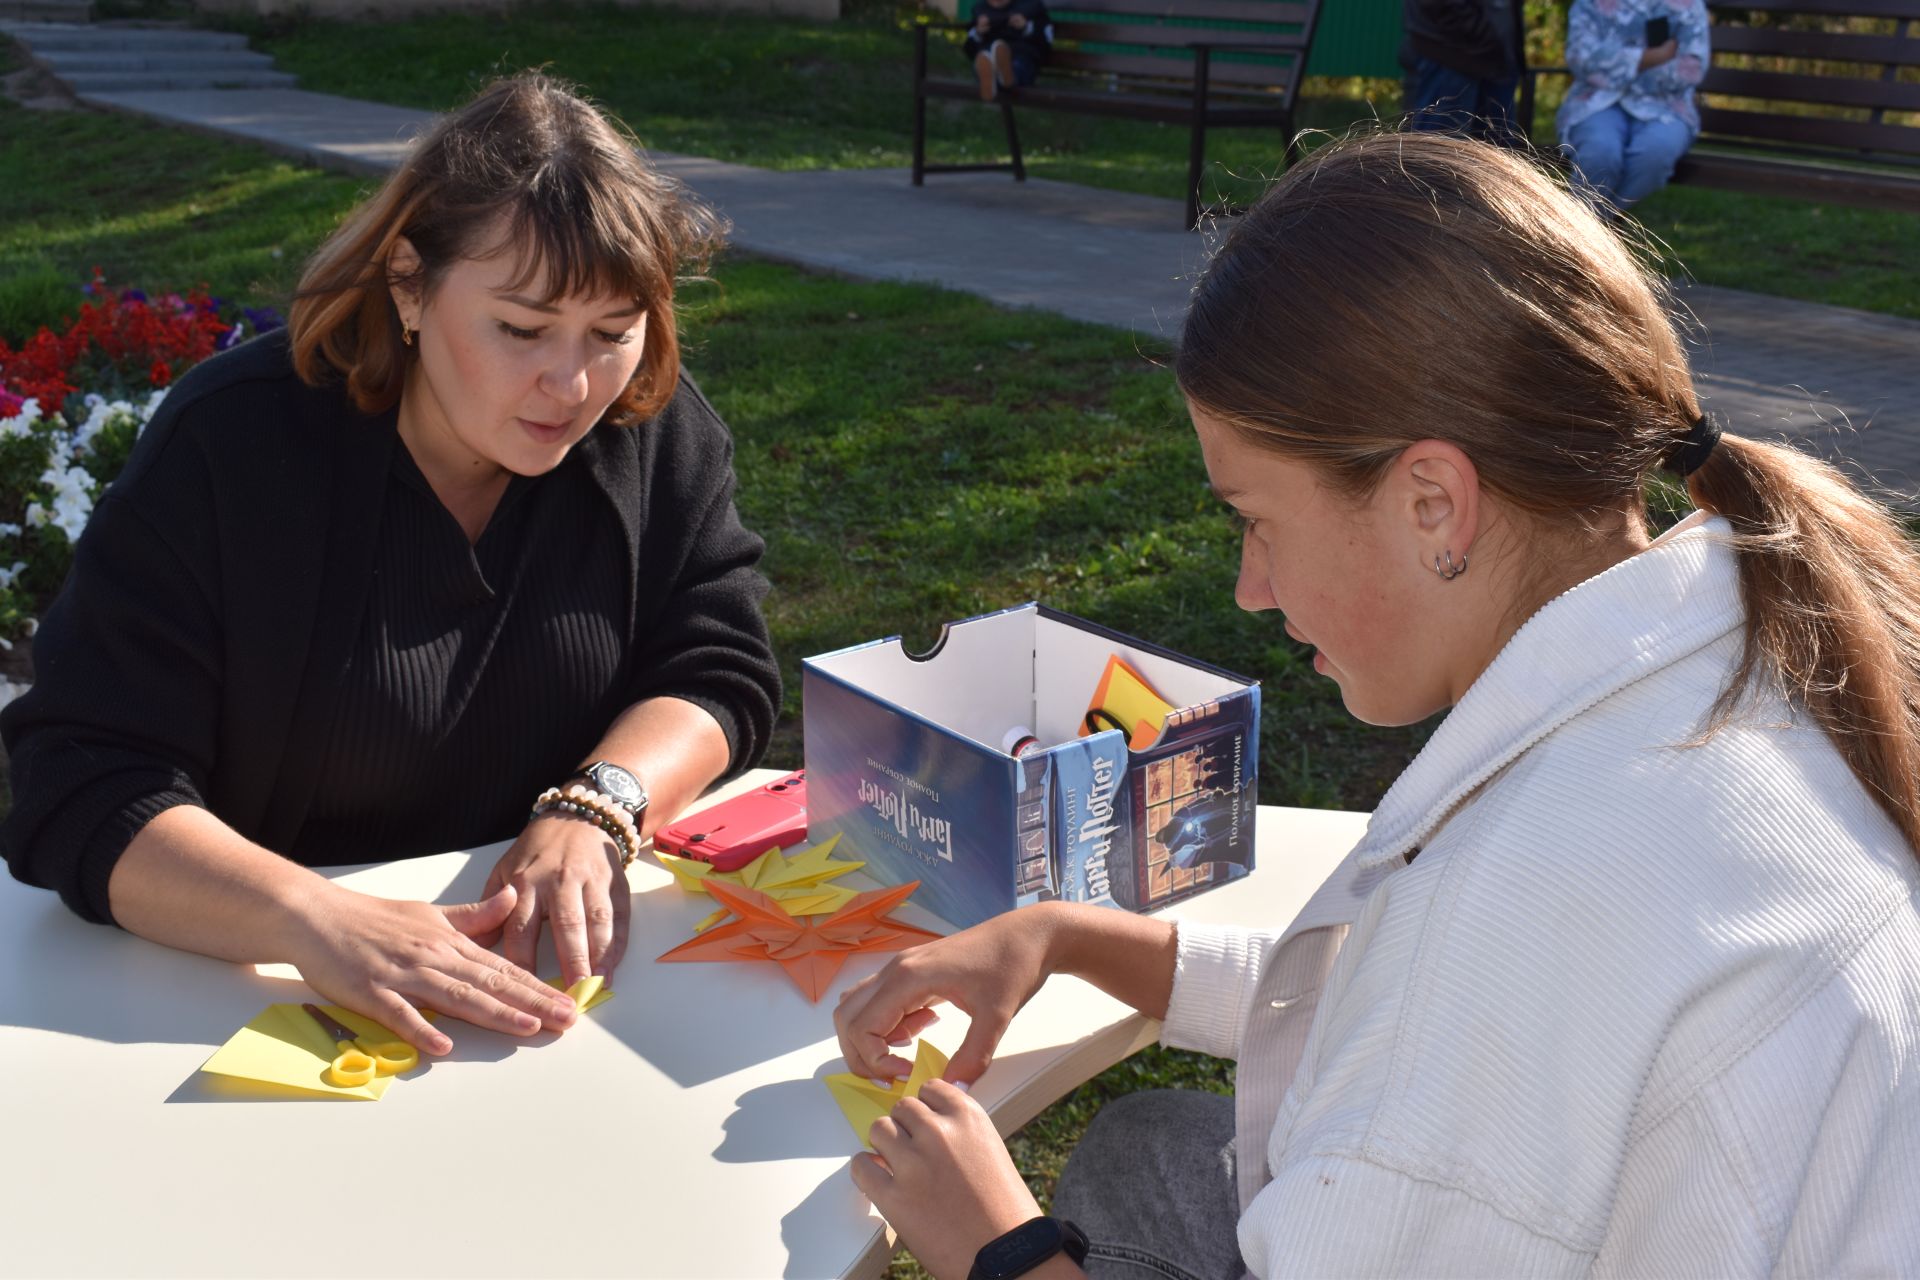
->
xmin=8 ymin=21 xmax=1916 ymax=504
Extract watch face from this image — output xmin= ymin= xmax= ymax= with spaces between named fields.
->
xmin=590 ymin=763 xmax=647 ymax=809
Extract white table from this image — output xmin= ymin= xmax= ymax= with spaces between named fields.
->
xmin=0 ymin=770 xmax=1366 ymax=1279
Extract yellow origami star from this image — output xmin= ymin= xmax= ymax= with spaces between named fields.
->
xmin=655 ymin=834 xmax=867 ymax=930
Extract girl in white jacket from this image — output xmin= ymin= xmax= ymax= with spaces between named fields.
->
xmin=834 ymin=131 xmax=1920 ymax=1280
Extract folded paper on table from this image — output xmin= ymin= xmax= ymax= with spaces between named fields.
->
xmin=201 ymin=978 xmax=610 ymax=1102
xmin=656 ymin=834 xmax=865 ymax=927
xmin=547 ymin=974 xmax=615 ymax=1013
xmin=824 ymin=1040 xmax=951 ymax=1148
xmin=656 ymin=878 xmax=942 ymax=1002
xmin=200 ymin=1003 xmax=410 ymax=1101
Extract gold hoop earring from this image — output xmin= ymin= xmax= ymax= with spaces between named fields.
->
xmin=1433 ymin=550 xmax=1467 ymax=581
xmin=401 ymin=323 xmax=415 ymax=347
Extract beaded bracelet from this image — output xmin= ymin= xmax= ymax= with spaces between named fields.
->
xmin=529 ymin=784 xmax=643 ymax=867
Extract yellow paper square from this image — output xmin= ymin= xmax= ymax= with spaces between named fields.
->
xmin=199 ymin=1003 xmax=402 ymax=1101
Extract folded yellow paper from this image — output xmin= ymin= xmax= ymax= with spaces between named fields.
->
xmin=203 ymin=979 xmax=610 ymax=1101
xmin=823 ymin=1040 xmax=951 ymax=1148
xmin=657 ymin=834 xmax=864 ymax=928
xmin=548 ymin=974 xmax=615 ymax=1012
xmin=200 ymin=1003 xmax=409 ymax=1101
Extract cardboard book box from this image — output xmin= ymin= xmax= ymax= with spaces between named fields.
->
xmin=802 ymin=604 xmax=1260 ymax=931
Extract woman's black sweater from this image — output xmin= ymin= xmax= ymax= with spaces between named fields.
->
xmin=0 ymin=331 xmax=780 ymax=925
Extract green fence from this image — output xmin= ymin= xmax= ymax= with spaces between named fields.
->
xmin=1048 ymin=0 xmax=1405 ymax=81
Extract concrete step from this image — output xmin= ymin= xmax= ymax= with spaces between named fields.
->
xmin=59 ymin=66 xmax=295 ymax=90
xmin=0 ymin=22 xmax=248 ymax=51
xmin=32 ymin=47 xmax=277 ymax=71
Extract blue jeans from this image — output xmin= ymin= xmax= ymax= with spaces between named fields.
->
xmin=1563 ymin=105 xmax=1693 ymax=207
xmin=971 ymin=40 xmax=1039 ymax=87
xmin=1051 ymin=1090 xmax=1244 ymax=1280
xmin=1407 ymin=58 xmax=1520 ymax=146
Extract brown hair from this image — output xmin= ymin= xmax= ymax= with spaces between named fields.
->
xmin=1177 ymin=130 xmax=1920 ymax=855
xmin=288 ymin=72 xmax=723 ymax=423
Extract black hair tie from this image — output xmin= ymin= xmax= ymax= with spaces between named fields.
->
xmin=1669 ymin=413 xmax=1722 ymax=479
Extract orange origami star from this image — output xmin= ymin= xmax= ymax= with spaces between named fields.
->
xmin=656 ymin=878 xmax=942 ymax=1002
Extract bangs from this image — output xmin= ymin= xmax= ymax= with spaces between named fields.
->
xmin=482 ymin=183 xmax=662 ymax=310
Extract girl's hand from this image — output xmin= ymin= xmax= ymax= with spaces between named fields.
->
xmin=851 ymin=1080 xmax=1048 ymax=1280
xmin=1008 ymin=12 xmax=1028 ymax=30
xmin=976 ymin=13 xmax=991 ymax=31
xmin=835 ymin=903 xmax=1063 ymax=1084
xmin=287 ymin=882 xmax=577 ymax=1056
xmin=475 ymin=812 xmax=633 ymax=989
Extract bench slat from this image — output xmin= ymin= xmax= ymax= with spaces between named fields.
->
xmin=1706 ymin=0 xmax=1920 ymax=18
xmin=1677 ymin=150 xmax=1920 ymax=207
xmin=923 ymin=74 xmax=1292 ymax=121
xmin=1699 ymin=104 xmax=1920 ymax=153
xmin=1703 ymin=65 xmax=1920 ymax=110
xmin=1053 ymin=0 xmax=1312 ymax=23
xmin=1709 ymin=24 xmax=1920 ymax=66
xmin=1054 ymin=20 xmax=1307 ymax=49
xmin=1047 ymin=48 xmax=1300 ymax=86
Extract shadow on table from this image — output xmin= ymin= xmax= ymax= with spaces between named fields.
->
xmin=779 ymin=1163 xmax=891 ymax=1280
xmin=715 ymin=1056 xmax=861 ymax=1163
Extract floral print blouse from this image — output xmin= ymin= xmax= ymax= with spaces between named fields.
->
xmin=1556 ymin=0 xmax=1711 ymax=138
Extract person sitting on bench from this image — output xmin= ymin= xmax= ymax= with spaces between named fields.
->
xmin=965 ymin=0 xmax=1053 ymax=102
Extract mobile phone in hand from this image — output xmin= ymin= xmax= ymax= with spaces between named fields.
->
xmin=1644 ymin=16 xmax=1671 ymax=47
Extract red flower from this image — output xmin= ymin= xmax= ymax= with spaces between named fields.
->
xmin=149 ymin=359 xmax=172 ymax=388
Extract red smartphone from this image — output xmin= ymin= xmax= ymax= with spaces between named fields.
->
xmin=653 ymin=771 xmax=809 ymax=872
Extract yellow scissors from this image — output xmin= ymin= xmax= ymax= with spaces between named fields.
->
xmin=301 ymin=1003 xmax=419 ymax=1088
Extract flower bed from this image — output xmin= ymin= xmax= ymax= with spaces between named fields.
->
xmin=0 ymin=274 xmax=281 ymax=688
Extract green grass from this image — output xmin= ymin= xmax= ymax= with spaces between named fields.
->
xmin=0 ymin=57 xmax=371 ymax=332
xmin=243 ymin=0 xmax=1920 ymax=320
xmin=247 ymin=1 xmax=1393 ymax=209
xmin=0 ymin=70 xmax=1425 ymax=1279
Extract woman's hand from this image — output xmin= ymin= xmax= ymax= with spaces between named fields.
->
xmin=836 ymin=903 xmax=1064 ymax=1085
xmin=852 ymin=1080 xmax=1048 ymax=1280
xmin=1639 ymin=37 xmax=1679 ymax=70
xmin=288 ymin=881 xmax=577 ymax=1055
xmin=475 ymin=812 xmax=632 ymax=989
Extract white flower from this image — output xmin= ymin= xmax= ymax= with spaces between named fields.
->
xmin=0 ymin=561 xmax=24 ymax=590
xmin=0 ymin=523 xmax=20 ymax=539
xmin=70 ymin=396 xmax=141 ymax=459
xmin=24 ymin=502 xmax=45 ymax=529
xmin=0 ymin=397 xmax=42 ymax=439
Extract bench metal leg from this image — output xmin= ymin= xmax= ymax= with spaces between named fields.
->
xmin=912 ymin=26 xmax=929 ymax=186
xmin=1001 ymin=100 xmax=1026 ymax=182
xmin=914 ymin=92 xmax=928 ymax=186
xmin=1187 ymin=47 xmax=1212 ymax=229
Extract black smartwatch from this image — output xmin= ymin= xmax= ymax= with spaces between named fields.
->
xmin=577 ymin=760 xmax=649 ymax=824
xmin=968 ymin=1217 xmax=1090 ymax=1280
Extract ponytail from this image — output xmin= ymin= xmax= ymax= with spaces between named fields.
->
xmin=1687 ymin=434 xmax=1920 ymax=852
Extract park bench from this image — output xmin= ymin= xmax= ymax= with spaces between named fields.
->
xmin=1522 ymin=0 xmax=1920 ymax=212
xmin=911 ymin=0 xmax=1324 ymax=228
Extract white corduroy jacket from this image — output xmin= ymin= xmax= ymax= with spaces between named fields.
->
xmin=1164 ymin=514 xmax=1920 ymax=1277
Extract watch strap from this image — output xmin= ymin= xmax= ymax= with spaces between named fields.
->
xmin=967 ymin=1216 xmax=1090 ymax=1280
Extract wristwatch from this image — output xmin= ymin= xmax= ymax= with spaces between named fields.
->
xmin=968 ymin=1217 xmax=1090 ymax=1280
xmin=576 ymin=760 xmax=649 ymax=824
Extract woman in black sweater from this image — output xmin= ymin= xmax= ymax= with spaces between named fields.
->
xmin=0 ymin=74 xmax=781 ymax=1057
